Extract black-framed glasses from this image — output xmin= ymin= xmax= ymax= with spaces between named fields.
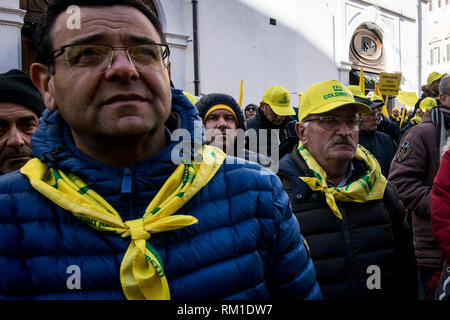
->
xmin=304 ymin=116 xmax=363 ymax=131
xmin=46 ymin=43 xmax=170 ymax=73
xmin=246 ymin=107 xmax=257 ymax=112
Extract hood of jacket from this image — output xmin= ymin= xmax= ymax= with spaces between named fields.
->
xmin=29 ymin=88 xmax=205 ymax=220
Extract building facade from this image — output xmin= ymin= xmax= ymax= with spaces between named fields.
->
xmin=0 ymin=0 xmax=431 ymax=107
xmin=425 ymin=0 xmax=450 ymax=77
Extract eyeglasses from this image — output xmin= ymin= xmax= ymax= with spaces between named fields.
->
xmin=46 ymin=43 xmax=170 ymax=73
xmin=363 ymin=109 xmax=381 ymax=118
xmin=246 ymin=107 xmax=257 ymax=112
xmin=305 ymin=116 xmax=363 ymax=131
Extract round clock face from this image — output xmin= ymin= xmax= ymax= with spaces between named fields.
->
xmin=359 ymin=36 xmax=377 ymax=56
xmin=350 ymin=26 xmax=385 ymax=69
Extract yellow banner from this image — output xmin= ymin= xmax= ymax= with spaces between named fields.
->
xmin=379 ymin=72 xmax=402 ymax=95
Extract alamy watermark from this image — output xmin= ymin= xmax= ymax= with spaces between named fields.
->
xmin=170 ymin=127 xmax=280 ymax=175
xmin=366 ymin=265 xmax=381 ymax=290
xmin=66 ymin=265 xmax=81 ymax=290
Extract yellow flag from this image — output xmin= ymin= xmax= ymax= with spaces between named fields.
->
xmin=399 ymin=105 xmax=406 ymax=129
xmin=374 ymin=82 xmax=389 ymax=117
xmin=359 ymin=67 xmax=365 ymax=95
xmin=397 ymin=90 xmax=419 ymax=107
xmin=238 ymin=80 xmax=243 ymax=107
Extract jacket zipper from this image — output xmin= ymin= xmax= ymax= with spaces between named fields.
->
xmin=340 ymin=205 xmax=359 ymax=296
xmin=121 ymin=167 xmax=136 ymax=220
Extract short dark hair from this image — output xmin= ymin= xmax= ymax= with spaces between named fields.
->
xmin=35 ymin=0 xmax=166 ymax=68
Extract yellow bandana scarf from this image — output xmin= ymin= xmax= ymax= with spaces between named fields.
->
xmin=411 ymin=114 xmax=422 ymax=124
xmin=20 ymin=145 xmax=226 ymax=300
xmin=297 ymin=142 xmax=387 ymax=219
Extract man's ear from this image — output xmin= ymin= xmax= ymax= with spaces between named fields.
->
xmin=259 ymin=102 xmax=266 ymax=113
xmin=295 ymin=122 xmax=307 ymax=145
xmin=440 ymin=92 xmax=449 ymax=107
xmin=30 ymin=63 xmax=58 ymax=112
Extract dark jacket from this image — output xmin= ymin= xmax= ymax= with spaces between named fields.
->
xmin=377 ymin=113 xmax=401 ymax=144
xmin=0 ymin=89 xmax=321 ymax=300
xmin=358 ymin=130 xmax=398 ymax=178
xmin=389 ymin=111 xmax=442 ymax=269
xmin=245 ymin=109 xmax=298 ymax=160
xmin=278 ymin=148 xmax=417 ymax=300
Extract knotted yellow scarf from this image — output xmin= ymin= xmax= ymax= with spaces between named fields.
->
xmin=410 ymin=114 xmax=422 ymax=124
xmin=20 ymin=145 xmax=226 ymax=300
xmin=298 ymin=142 xmax=387 ymax=219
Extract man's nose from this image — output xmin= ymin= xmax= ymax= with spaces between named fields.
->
xmin=6 ymin=127 xmax=26 ymax=147
xmin=335 ymin=120 xmax=352 ymax=135
xmin=216 ymin=117 xmax=228 ymax=128
xmin=104 ymin=50 xmax=139 ymax=81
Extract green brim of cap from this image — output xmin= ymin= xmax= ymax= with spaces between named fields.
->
xmin=269 ymin=104 xmax=296 ymax=116
xmin=302 ymin=100 xmax=372 ymax=121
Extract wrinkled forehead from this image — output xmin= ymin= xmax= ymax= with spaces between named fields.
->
xmin=51 ymin=5 xmax=161 ymax=47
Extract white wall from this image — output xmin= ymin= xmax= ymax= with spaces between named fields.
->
xmin=0 ymin=0 xmax=25 ymax=73
xmin=158 ymin=0 xmax=422 ymax=107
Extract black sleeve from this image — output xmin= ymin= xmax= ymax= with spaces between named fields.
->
xmin=384 ymin=182 xmax=418 ymax=299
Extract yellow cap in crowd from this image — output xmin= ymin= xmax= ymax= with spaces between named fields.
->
xmin=298 ymin=79 xmax=371 ymax=122
xmin=419 ymin=97 xmax=437 ymax=112
xmin=347 ymin=85 xmax=366 ymax=98
xmin=427 ymin=71 xmax=443 ymax=86
xmin=262 ymin=85 xmax=296 ymax=116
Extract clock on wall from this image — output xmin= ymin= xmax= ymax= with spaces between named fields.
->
xmin=350 ymin=25 xmax=385 ymax=72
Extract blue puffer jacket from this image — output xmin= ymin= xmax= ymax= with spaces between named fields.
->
xmin=0 ymin=89 xmax=321 ymax=300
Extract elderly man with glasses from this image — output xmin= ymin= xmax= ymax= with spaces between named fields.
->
xmin=277 ymin=79 xmax=417 ymax=300
xmin=0 ymin=0 xmax=321 ymax=300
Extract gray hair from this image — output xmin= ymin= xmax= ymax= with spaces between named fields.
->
xmin=439 ymin=74 xmax=450 ymax=95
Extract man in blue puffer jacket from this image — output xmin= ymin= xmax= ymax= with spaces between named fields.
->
xmin=0 ymin=0 xmax=321 ymax=300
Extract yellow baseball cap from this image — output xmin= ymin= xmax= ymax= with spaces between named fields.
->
xmin=347 ymin=85 xmax=366 ymax=98
xmin=427 ymin=71 xmax=443 ymax=85
xmin=419 ymin=97 xmax=437 ymax=112
xmin=298 ymin=79 xmax=372 ymax=122
xmin=262 ymin=85 xmax=296 ymax=116
xmin=393 ymin=106 xmax=400 ymax=112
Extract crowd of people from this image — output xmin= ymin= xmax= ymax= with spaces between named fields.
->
xmin=0 ymin=0 xmax=449 ymax=301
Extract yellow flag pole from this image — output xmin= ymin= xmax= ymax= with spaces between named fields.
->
xmin=359 ymin=67 xmax=365 ymax=95
xmin=238 ymin=80 xmax=243 ymax=107
xmin=400 ymin=104 xmax=406 ymax=129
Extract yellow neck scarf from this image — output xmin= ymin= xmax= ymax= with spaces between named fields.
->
xmin=297 ymin=142 xmax=387 ymax=219
xmin=20 ymin=145 xmax=226 ymax=300
xmin=411 ymin=114 xmax=422 ymax=124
